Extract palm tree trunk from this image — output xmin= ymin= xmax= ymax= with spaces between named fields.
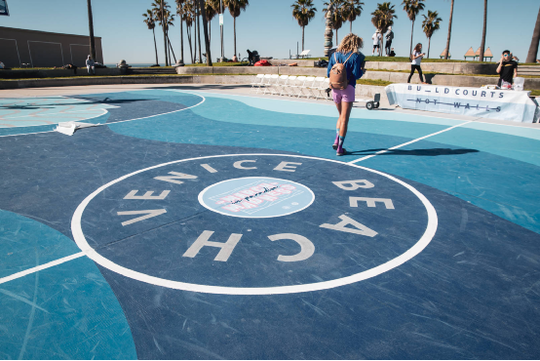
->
xmin=427 ymin=36 xmax=431 ymax=59
xmin=160 ymin=2 xmax=168 ymax=66
xmin=187 ymin=26 xmax=193 ymax=64
xmin=478 ymin=0 xmax=487 ymax=62
xmin=233 ymin=17 xmax=237 ymax=59
xmin=444 ymin=0 xmax=454 ymax=60
xmin=153 ymin=28 xmax=159 ymax=65
xmin=302 ymin=26 xmax=305 ymax=52
xmin=409 ymin=20 xmax=415 ymax=57
xmin=180 ymin=19 xmax=185 ymax=64
xmin=199 ymin=0 xmax=212 ymax=66
xmin=167 ymin=35 xmax=177 ymax=63
xmin=526 ymin=6 xmax=540 ymax=63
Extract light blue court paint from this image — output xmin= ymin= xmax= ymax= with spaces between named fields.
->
xmin=187 ymin=90 xmax=466 ymax=127
xmin=0 ymin=210 xmax=136 ymax=359
xmin=0 ymin=97 xmax=117 ymax=128
xmin=190 ymin=90 xmax=540 ymax=139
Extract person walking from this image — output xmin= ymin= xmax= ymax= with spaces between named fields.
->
xmin=407 ymin=43 xmax=426 ymax=84
xmin=327 ymin=34 xmax=366 ymax=156
xmin=86 ymin=55 xmax=95 ymax=75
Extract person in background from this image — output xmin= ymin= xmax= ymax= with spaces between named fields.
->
xmin=407 ymin=43 xmax=426 ymax=84
xmin=496 ymin=50 xmax=518 ymax=88
xmin=385 ymin=26 xmax=394 ymax=56
xmin=327 ymin=34 xmax=366 ymax=156
xmin=86 ymin=55 xmax=95 ymax=75
xmin=232 ymin=54 xmax=238 ymax=62
xmin=372 ymin=30 xmax=381 ymax=56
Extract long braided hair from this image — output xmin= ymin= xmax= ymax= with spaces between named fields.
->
xmin=337 ymin=34 xmax=364 ymax=54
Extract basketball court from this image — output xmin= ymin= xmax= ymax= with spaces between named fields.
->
xmin=1 ymin=84 xmax=539 ymax=359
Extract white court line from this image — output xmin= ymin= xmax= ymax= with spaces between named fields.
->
xmin=0 ymin=252 xmax=85 ymax=285
xmin=348 ymin=120 xmax=474 ymax=164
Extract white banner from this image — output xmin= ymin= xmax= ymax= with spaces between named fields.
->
xmin=385 ymin=83 xmax=539 ymax=123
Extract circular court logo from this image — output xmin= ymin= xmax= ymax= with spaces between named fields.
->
xmin=198 ymin=177 xmax=315 ymax=218
xmin=72 ymin=154 xmax=438 ymax=295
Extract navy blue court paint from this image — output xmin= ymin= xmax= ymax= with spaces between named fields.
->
xmin=1 ymin=89 xmax=539 ymax=359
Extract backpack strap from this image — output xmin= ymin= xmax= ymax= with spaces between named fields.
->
xmin=334 ymin=52 xmax=355 ymax=65
xmin=343 ymin=52 xmax=354 ymax=65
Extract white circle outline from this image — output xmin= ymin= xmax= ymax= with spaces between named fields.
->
xmin=71 ymin=154 xmax=438 ymax=296
xmin=198 ymin=176 xmax=315 ymax=218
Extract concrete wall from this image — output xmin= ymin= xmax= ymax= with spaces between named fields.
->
xmin=0 ymin=26 xmax=103 ymax=68
xmin=0 ymin=67 xmax=122 ymax=79
xmin=257 ymin=59 xmax=501 ymax=75
xmin=1 ymin=73 xmax=539 ymax=91
xmin=365 ymin=61 xmax=499 ymax=75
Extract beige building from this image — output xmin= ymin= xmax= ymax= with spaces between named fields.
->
xmin=0 ymin=26 xmax=103 ymax=68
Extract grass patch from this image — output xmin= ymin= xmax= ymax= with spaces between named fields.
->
xmin=185 ymin=62 xmax=250 ymax=67
xmin=357 ymin=79 xmax=392 ymax=86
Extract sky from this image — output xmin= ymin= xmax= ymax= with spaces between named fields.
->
xmin=1 ymin=0 xmax=539 ymax=65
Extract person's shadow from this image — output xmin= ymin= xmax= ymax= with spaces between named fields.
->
xmin=347 ymin=148 xmax=479 ymax=156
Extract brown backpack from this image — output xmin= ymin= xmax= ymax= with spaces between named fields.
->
xmin=329 ymin=52 xmax=354 ymax=90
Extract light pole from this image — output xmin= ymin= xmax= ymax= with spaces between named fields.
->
xmin=87 ymin=0 xmax=96 ymax=61
xmin=220 ymin=0 xmax=224 ymax=62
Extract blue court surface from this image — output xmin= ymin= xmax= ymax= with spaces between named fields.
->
xmin=1 ymin=87 xmax=539 ymax=359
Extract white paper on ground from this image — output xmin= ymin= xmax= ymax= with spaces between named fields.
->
xmin=54 ymin=121 xmax=100 ymax=136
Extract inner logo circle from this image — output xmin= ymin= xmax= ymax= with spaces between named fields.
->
xmin=198 ymin=177 xmax=315 ymax=218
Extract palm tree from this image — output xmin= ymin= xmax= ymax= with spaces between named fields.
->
xmin=443 ymin=0 xmax=454 ymax=60
xmin=526 ymin=5 xmax=540 ymax=63
xmin=205 ymin=0 xmax=220 ymax=45
xmin=478 ymin=0 xmax=487 ymax=62
xmin=291 ymin=0 xmax=317 ymax=52
xmin=323 ymin=0 xmax=346 ymax=44
xmin=422 ymin=10 xmax=442 ymax=58
xmin=343 ymin=0 xmax=364 ymax=33
xmin=152 ymin=0 xmax=173 ymax=65
xmin=176 ymin=0 xmax=187 ymax=64
xmin=198 ymin=0 xmax=212 ymax=65
xmin=402 ymin=0 xmax=425 ymax=57
xmin=371 ymin=2 xmax=397 ymax=54
xmin=182 ymin=0 xmax=196 ymax=63
xmin=223 ymin=0 xmax=249 ymax=59
xmin=143 ymin=10 xmax=160 ymax=65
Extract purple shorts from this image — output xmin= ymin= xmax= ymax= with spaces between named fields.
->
xmin=332 ymin=84 xmax=356 ymax=103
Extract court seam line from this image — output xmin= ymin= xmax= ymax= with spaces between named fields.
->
xmin=347 ymin=120 xmax=474 ymax=164
xmin=0 ymin=252 xmax=85 ymax=285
